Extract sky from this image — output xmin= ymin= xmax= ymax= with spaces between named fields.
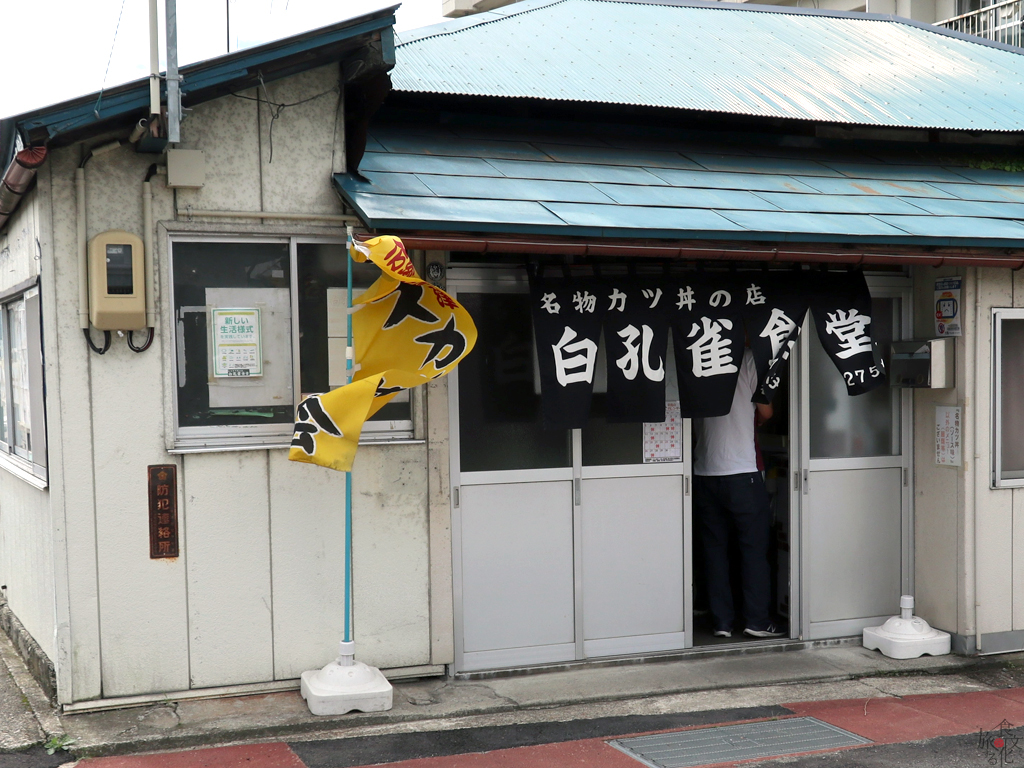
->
xmin=0 ymin=0 xmax=448 ymax=119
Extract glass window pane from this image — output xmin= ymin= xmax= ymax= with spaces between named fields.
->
xmin=295 ymin=242 xmax=408 ymax=424
xmin=458 ymin=292 xmax=571 ymax=472
xmin=173 ymin=241 xmax=293 ymax=428
xmin=809 ymin=297 xmax=899 ymax=459
xmin=1000 ymin=318 xmax=1024 ymax=478
xmin=582 ymin=335 xmax=681 ymax=466
xmin=8 ymin=300 xmax=30 ymax=459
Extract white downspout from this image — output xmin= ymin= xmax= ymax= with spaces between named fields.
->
xmin=143 ymin=179 xmax=156 ymax=328
xmin=76 ymin=168 xmax=89 ymax=330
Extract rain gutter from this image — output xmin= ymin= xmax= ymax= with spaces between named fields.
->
xmin=396 ymin=233 xmax=1024 ymax=269
xmin=0 ymin=147 xmax=47 ymax=232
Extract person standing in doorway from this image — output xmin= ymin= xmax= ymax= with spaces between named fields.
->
xmin=693 ymin=346 xmax=785 ymax=639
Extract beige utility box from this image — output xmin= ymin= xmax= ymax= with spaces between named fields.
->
xmin=88 ymin=230 xmax=146 ymax=330
xmin=166 ymin=149 xmax=206 ymax=188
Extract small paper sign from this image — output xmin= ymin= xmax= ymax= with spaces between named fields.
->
xmin=643 ymin=401 xmax=683 ymax=463
xmin=935 ymin=405 xmax=962 ymax=466
xmin=212 ymin=308 xmax=263 ymax=377
xmin=935 ymin=277 xmax=962 ymax=337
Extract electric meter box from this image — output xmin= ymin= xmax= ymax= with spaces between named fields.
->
xmin=890 ymin=338 xmax=955 ymax=388
xmin=88 ymin=230 xmax=146 ymax=331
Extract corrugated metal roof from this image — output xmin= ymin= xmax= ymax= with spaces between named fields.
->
xmin=335 ymin=122 xmax=1024 ymax=246
xmin=391 ymin=0 xmax=1024 ymax=132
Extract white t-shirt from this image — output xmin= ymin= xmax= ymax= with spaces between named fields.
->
xmin=693 ymin=348 xmax=759 ymax=476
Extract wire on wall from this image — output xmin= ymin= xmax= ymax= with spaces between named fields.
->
xmin=84 ymin=328 xmax=111 ymax=355
xmin=231 ymin=73 xmax=339 ymax=164
xmin=127 ymin=329 xmax=155 ymax=353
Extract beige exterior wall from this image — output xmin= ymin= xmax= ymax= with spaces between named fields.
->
xmin=25 ymin=63 xmax=449 ymax=705
xmin=912 ymin=265 xmax=1024 ymax=652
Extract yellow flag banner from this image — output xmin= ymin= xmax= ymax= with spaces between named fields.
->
xmin=289 ymin=236 xmax=477 ymax=472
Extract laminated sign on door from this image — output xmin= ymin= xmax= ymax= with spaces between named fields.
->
xmin=530 ymin=268 xmax=884 ymax=430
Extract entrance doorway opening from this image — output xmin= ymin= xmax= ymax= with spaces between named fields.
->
xmin=690 ymin=358 xmax=792 ymax=647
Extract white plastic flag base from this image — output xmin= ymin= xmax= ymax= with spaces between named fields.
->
xmin=863 ymin=595 xmax=951 ymax=660
xmin=300 ymin=641 xmax=393 ymax=716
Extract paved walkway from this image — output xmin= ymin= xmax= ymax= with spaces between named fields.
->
xmin=5 ymin=624 xmax=1024 ymax=767
xmin=74 ymin=687 xmax=1024 ymax=768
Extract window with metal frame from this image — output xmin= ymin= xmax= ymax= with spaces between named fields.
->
xmin=0 ymin=283 xmax=47 ymax=484
xmin=993 ymin=308 xmax=1024 ymax=487
xmin=169 ymin=236 xmax=414 ymax=451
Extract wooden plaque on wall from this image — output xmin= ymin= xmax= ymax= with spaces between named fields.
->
xmin=148 ymin=465 xmax=179 ymax=559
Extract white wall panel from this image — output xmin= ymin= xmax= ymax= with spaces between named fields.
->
xmin=183 ymin=451 xmax=274 ymax=687
xmin=0 ymin=473 xmax=53 ymax=657
xmin=267 ymin=450 xmax=346 ymax=680
xmin=352 ymin=444 xmax=432 ymax=669
xmin=911 ymin=266 xmax=962 ymax=634
xmin=975 ymin=268 xmax=1014 ymax=635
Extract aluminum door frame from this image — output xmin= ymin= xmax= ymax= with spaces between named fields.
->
xmin=448 ymin=267 xmax=691 ymax=671
xmin=794 ymin=276 xmax=914 ymax=641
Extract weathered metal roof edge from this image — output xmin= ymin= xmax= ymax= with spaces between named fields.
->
xmin=5 ymin=5 xmax=398 ymax=147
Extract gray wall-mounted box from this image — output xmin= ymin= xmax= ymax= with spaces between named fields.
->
xmin=166 ymin=149 xmax=206 ymax=188
xmin=890 ymin=338 xmax=955 ymax=388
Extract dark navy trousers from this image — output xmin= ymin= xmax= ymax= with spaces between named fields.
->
xmin=693 ymin=472 xmax=773 ymax=632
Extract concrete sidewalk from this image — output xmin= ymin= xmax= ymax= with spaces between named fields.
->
xmin=3 ymin=625 xmax=1024 ymax=760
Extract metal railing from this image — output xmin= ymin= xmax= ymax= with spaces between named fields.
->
xmin=936 ymin=0 xmax=1024 ymax=47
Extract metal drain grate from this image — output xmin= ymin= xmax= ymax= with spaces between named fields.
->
xmin=609 ymin=717 xmax=871 ymax=768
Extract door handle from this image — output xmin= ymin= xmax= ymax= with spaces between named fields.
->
xmin=684 ymin=475 xmax=690 ymax=496
xmin=453 ymin=486 xmax=459 ymax=508
xmin=793 ymin=471 xmax=800 ymax=491
xmin=802 ymin=468 xmax=809 ymax=495
xmin=574 ymin=477 xmax=581 ymax=506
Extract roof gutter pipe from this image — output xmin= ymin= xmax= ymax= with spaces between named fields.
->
xmin=0 ymin=147 xmax=47 ymax=232
xmin=396 ymin=234 xmax=1024 ymax=269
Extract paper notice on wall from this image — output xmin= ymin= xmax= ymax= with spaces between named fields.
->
xmin=935 ymin=405 xmax=962 ymax=466
xmin=935 ymin=277 xmax=962 ymax=337
xmin=212 ymin=308 xmax=263 ymax=377
xmin=643 ymin=401 xmax=682 ymax=463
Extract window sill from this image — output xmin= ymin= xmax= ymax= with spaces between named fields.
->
xmin=169 ymin=438 xmax=425 ymax=455
xmin=0 ymin=452 xmax=47 ymax=489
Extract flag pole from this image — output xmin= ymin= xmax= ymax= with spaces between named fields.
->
xmin=298 ymin=226 xmax=393 ymax=715
xmin=344 ymin=226 xmax=354 ymax=645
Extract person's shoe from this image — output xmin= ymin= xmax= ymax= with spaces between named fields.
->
xmin=743 ymin=623 xmax=786 ymax=638
xmin=713 ymin=628 xmax=733 ymax=638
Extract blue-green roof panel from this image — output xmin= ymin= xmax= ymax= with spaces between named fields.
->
xmin=335 ymin=124 xmax=1024 ymax=247
xmin=392 ymin=0 xmax=1024 ymax=132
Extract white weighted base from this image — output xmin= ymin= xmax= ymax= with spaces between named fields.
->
xmin=863 ymin=595 xmax=951 ymax=660
xmin=300 ymin=642 xmax=393 ymax=716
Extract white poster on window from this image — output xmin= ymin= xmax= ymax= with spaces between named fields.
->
xmin=935 ymin=277 xmax=962 ymax=337
xmin=643 ymin=401 xmax=683 ymax=463
xmin=935 ymin=405 xmax=962 ymax=466
xmin=212 ymin=308 xmax=263 ymax=377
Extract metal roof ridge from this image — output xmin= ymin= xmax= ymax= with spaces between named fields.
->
xmin=396 ymin=0 xmax=1024 ymax=58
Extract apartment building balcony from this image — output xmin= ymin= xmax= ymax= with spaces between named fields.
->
xmin=936 ymin=0 xmax=1023 ymax=47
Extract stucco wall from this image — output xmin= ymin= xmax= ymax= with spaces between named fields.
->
xmin=39 ymin=63 xmax=441 ymax=703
